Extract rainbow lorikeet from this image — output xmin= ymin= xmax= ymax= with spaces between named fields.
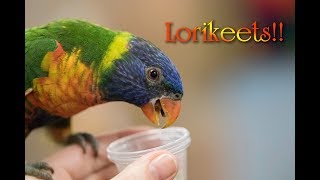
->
xmin=25 ymin=19 xmax=183 ymax=180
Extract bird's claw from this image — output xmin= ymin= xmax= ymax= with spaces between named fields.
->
xmin=65 ymin=132 xmax=99 ymax=157
xmin=25 ymin=161 xmax=54 ymax=180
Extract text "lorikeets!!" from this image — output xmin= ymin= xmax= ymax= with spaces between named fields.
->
xmin=25 ymin=19 xmax=183 ymax=180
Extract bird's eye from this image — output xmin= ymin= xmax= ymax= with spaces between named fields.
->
xmin=149 ymin=69 xmax=158 ymax=79
xmin=147 ymin=68 xmax=161 ymax=81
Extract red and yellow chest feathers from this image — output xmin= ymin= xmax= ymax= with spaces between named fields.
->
xmin=26 ymin=42 xmax=102 ymax=118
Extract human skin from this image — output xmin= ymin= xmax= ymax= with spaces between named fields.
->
xmin=26 ymin=126 xmax=178 ymax=180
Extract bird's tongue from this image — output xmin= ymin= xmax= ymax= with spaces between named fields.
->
xmin=141 ymin=98 xmax=181 ymax=128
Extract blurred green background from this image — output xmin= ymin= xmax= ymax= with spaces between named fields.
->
xmin=25 ymin=0 xmax=294 ymax=179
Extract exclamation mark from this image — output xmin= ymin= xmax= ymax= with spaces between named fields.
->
xmin=272 ymin=22 xmax=276 ymax=41
xmin=279 ymin=22 xmax=283 ymax=42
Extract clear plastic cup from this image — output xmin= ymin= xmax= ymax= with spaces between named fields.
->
xmin=107 ymin=127 xmax=191 ymax=180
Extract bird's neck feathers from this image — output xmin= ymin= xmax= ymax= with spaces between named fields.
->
xmin=95 ymin=36 xmax=154 ymax=106
xmin=94 ymin=32 xmax=133 ymax=85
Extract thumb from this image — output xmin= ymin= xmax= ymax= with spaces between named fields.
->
xmin=112 ymin=150 xmax=178 ymax=180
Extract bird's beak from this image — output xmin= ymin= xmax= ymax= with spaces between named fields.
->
xmin=141 ymin=98 xmax=181 ymax=128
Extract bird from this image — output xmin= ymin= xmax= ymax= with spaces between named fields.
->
xmin=25 ymin=19 xmax=183 ymax=180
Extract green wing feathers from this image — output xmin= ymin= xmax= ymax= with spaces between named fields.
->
xmin=25 ymin=38 xmax=57 ymax=90
xmin=25 ymin=19 xmax=120 ymax=90
xmin=25 ymin=19 xmax=135 ymax=118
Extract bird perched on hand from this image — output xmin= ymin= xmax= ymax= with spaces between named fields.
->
xmin=25 ymin=19 xmax=183 ymax=180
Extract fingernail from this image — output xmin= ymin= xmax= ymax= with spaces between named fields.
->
xmin=149 ymin=154 xmax=178 ymax=180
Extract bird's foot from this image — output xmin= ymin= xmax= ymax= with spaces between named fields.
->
xmin=66 ymin=132 xmax=99 ymax=157
xmin=25 ymin=161 xmax=54 ymax=180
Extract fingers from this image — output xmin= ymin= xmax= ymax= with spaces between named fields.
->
xmin=25 ymin=176 xmax=41 ymax=180
xmin=91 ymin=126 xmax=154 ymax=172
xmin=44 ymin=126 xmax=152 ymax=180
xmin=85 ymin=164 xmax=118 ymax=180
xmin=43 ymin=139 xmax=107 ymax=179
xmin=112 ymin=150 xmax=178 ymax=180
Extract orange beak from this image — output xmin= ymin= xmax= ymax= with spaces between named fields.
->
xmin=141 ymin=98 xmax=181 ymax=128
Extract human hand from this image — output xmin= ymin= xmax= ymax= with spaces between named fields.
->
xmin=25 ymin=126 xmax=178 ymax=180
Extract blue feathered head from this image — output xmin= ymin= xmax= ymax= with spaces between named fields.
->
xmin=102 ymin=36 xmax=183 ymax=128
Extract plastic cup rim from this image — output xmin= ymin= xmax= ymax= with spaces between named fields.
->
xmin=106 ymin=126 xmax=191 ymax=161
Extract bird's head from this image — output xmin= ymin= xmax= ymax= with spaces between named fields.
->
xmin=98 ymin=32 xmax=183 ymax=128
